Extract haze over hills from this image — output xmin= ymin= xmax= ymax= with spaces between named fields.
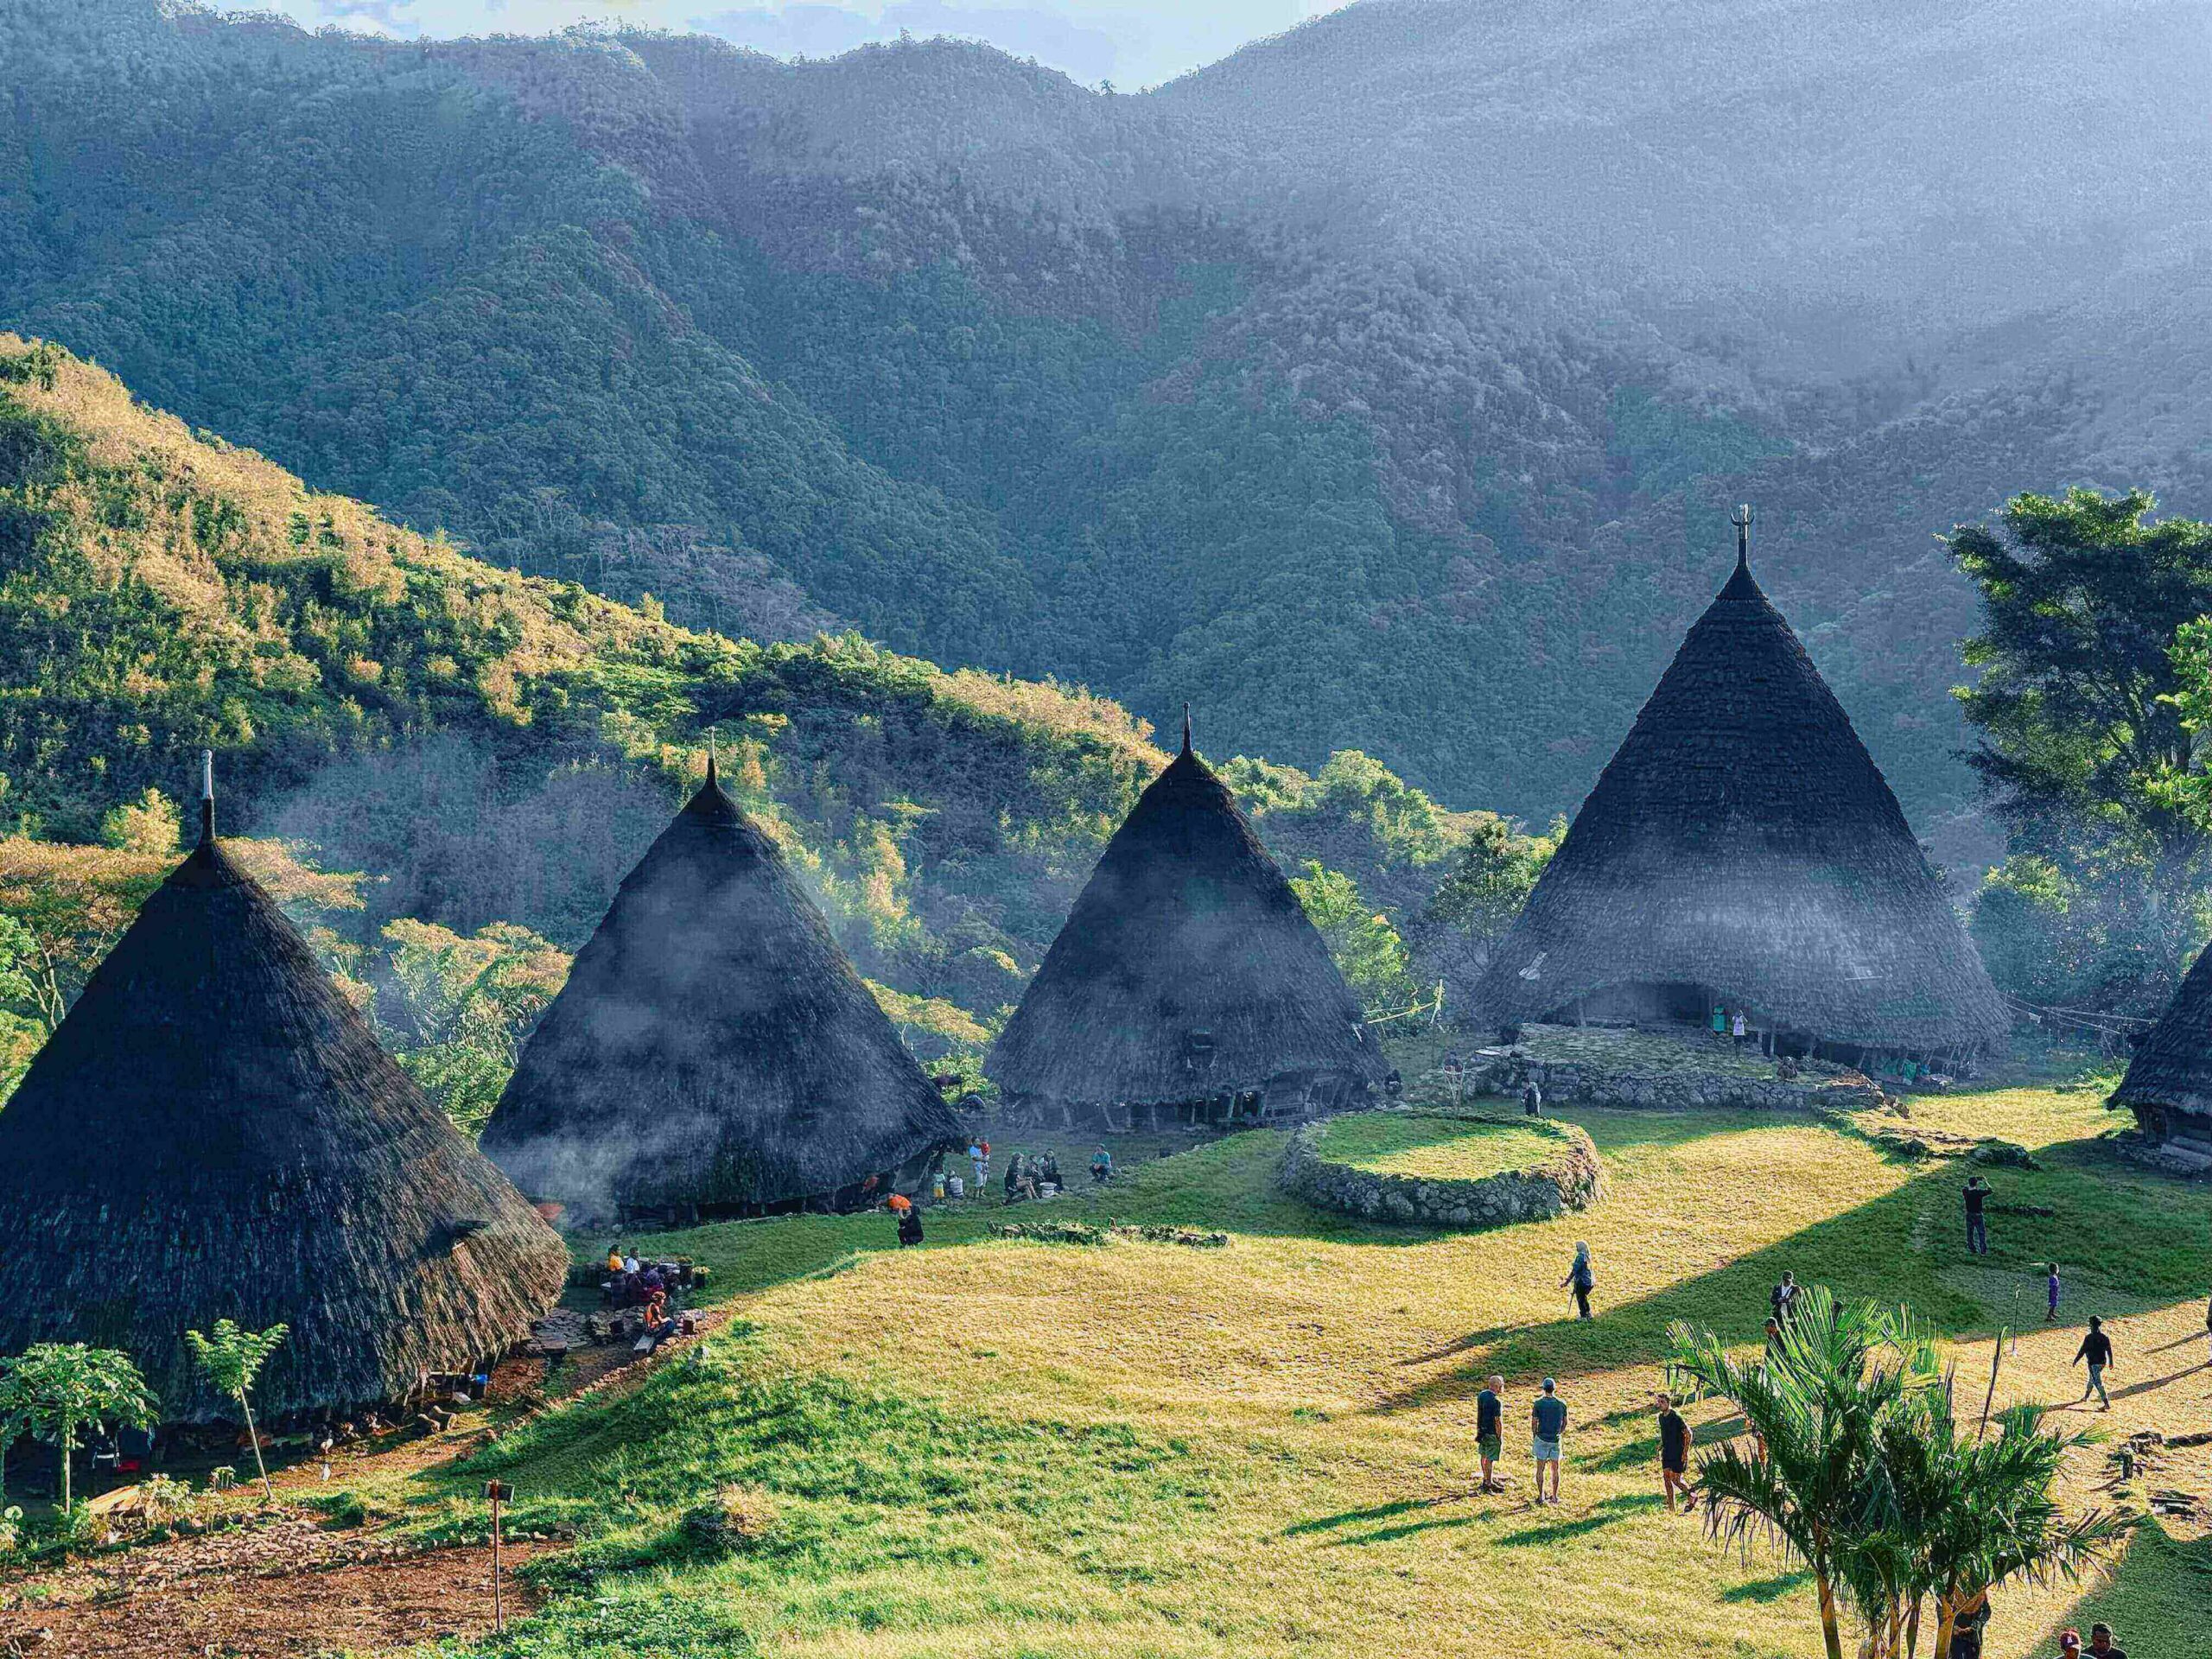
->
xmin=2 ymin=0 xmax=2203 ymax=841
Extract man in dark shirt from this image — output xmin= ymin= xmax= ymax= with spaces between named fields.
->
xmin=1655 ymin=1392 xmax=1693 ymax=1515
xmin=2073 ymin=1316 xmax=2115 ymax=1409
xmin=1962 ymin=1175 xmax=1992 ymax=1255
xmin=1522 ymin=1072 xmax=1544 ymax=1117
xmin=2086 ymin=1620 xmax=2126 ymax=1658
xmin=1476 ymin=1375 xmax=1505 ymax=1493
xmin=1770 ymin=1270 xmax=1798 ymax=1326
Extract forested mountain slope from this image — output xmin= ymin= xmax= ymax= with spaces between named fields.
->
xmin=3 ymin=0 xmax=2196 ymax=830
xmin=0 ymin=337 xmax=1491 ymax=1040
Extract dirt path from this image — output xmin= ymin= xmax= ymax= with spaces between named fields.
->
xmin=0 ymin=1535 xmax=556 ymax=1656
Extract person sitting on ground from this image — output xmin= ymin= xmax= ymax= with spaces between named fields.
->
xmin=1090 ymin=1146 xmax=1114 ymax=1185
xmin=898 ymin=1205 xmax=925 ymax=1248
xmin=1014 ymin=1154 xmax=1041 ymax=1203
xmin=606 ymin=1244 xmax=625 ymax=1275
xmin=2072 ymin=1316 xmax=2115 ymax=1410
xmin=1656 ymin=1392 xmax=1694 ymax=1516
xmin=1530 ymin=1377 xmax=1567 ymax=1505
xmin=639 ymin=1263 xmax=665 ymax=1298
xmin=1476 ymin=1374 xmax=1505 ymax=1494
xmin=624 ymin=1253 xmax=641 ymax=1275
xmin=1038 ymin=1152 xmax=1064 ymax=1192
xmin=886 ymin=1191 xmax=913 ymax=1216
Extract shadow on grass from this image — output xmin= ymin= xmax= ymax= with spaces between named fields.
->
xmin=1370 ymin=1122 xmax=2212 ymax=1413
xmin=2032 ymin=1517 xmax=2212 ymax=1656
xmin=1722 ymin=1569 xmax=1811 ymax=1604
xmin=1497 ymin=1492 xmax=1662 ymax=1548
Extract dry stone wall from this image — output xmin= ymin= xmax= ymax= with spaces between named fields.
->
xmin=1280 ymin=1112 xmax=1603 ymax=1228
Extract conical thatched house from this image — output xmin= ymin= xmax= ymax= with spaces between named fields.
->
xmin=0 ymin=769 xmax=567 ymax=1425
xmin=1473 ymin=512 xmax=2008 ymax=1065
xmin=2109 ymin=946 xmax=2212 ymax=1168
xmin=988 ymin=719 xmax=1386 ymax=1128
xmin=481 ymin=763 xmax=963 ymax=1219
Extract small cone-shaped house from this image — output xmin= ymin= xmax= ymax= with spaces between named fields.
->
xmin=988 ymin=715 xmax=1386 ymax=1128
xmin=1474 ymin=512 xmax=2008 ymax=1062
xmin=2109 ymin=945 xmax=2212 ymax=1168
xmin=481 ymin=760 xmax=963 ymax=1218
xmin=0 ymin=762 xmax=567 ymax=1423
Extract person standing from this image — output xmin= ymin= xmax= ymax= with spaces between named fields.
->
xmin=1962 ymin=1175 xmax=1993 ymax=1256
xmin=1530 ymin=1378 xmax=1567 ymax=1505
xmin=969 ymin=1139 xmax=986 ymax=1190
xmin=2202 ymin=1294 xmax=2211 ymax=1367
xmin=1476 ymin=1375 xmax=1505 ymax=1494
xmin=1522 ymin=1071 xmax=1544 ymax=1118
xmin=1656 ymin=1392 xmax=1694 ymax=1515
xmin=1731 ymin=1007 xmax=1749 ymax=1046
xmin=1561 ymin=1243 xmax=1594 ymax=1319
xmin=1770 ymin=1270 xmax=1799 ymax=1327
xmin=2085 ymin=1620 xmax=2126 ymax=1659
xmin=2046 ymin=1263 xmax=2062 ymax=1323
xmin=2073 ymin=1316 xmax=2115 ymax=1409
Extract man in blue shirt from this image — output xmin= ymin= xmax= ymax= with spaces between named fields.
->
xmin=1531 ymin=1377 xmax=1567 ymax=1505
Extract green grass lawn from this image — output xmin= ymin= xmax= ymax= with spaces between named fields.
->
xmin=372 ymin=1085 xmax=2212 ymax=1659
xmin=1312 ymin=1110 xmax=1573 ymax=1182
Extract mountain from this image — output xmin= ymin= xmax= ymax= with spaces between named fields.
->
xmin=3 ymin=0 xmax=2201 ymax=836
xmin=0 ymin=334 xmax=1482 ymax=1033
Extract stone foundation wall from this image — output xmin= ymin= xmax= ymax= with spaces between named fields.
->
xmin=1280 ymin=1112 xmax=1603 ymax=1228
xmin=1445 ymin=1029 xmax=1888 ymax=1114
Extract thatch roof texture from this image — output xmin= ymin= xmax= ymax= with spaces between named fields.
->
xmin=2110 ymin=942 xmax=2212 ymax=1130
xmin=987 ymin=730 xmax=1386 ymax=1109
xmin=0 ymin=805 xmax=567 ymax=1423
xmin=1473 ymin=542 xmax=2008 ymax=1054
xmin=480 ymin=766 xmax=963 ymax=1214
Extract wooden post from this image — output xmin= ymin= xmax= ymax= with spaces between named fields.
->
xmin=1978 ymin=1332 xmax=2005 ymax=1440
xmin=485 ymin=1479 xmax=512 ymax=1634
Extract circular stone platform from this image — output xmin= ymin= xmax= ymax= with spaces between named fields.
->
xmin=1280 ymin=1109 xmax=1603 ymax=1227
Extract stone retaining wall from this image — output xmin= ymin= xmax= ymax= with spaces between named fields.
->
xmin=1280 ymin=1112 xmax=1603 ymax=1228
xmin=1441 ymin=1027 xmax=1888 ymax=1114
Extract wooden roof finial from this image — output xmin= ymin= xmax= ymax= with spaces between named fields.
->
xmin=1181 ymin=703 xmax=1192 ymax=757
xmin=1731 ymin=503 xmax=1754 ymax=574
xmin=199 ymin=749 xmax=214 ymax=846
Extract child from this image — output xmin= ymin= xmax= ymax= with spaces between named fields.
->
xmin=2046 ymin=1263 xmax=2062 ymax=1323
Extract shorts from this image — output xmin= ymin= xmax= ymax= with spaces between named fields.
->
xmin=1478 ymin=1432 xmax=1502 ymax=1460
xmin=1662 ymin=1457 xmax=1688 ymax=1477
xmin=1531 ymin=1435 xmax=1560 ymax=1463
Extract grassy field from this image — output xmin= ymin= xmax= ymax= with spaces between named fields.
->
xmin=1312 ymin=1111 xmax=1573 ymax=1182
xmin=369 ymin=1082 xmax=2211 ymax=1659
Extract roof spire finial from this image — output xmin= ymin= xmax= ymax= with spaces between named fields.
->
xmin=705 ymin=727 xmax=719 ymax=791
xmin=199 ymin=748 xmax=215 ymax=847
xmin=1731 ymin=502 xmax=1753 ymax=575
xmin=1181 ymin=702 xmax=1192 ymax=758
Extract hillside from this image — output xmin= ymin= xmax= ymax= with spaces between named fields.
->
xmin=0 ymin=337 xmax=1494 ymax=1052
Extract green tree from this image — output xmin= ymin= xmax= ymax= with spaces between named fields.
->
xmin=1426 ymin=813 xmax=1560 ymax=943
xmin=377 ymin=920 xmax=569 ymax=1135
xmin=184 ymin=1321 xmax=289 ymax=1501
xmin=0 ymin=1344 xmax=156 ymax=1513
xmin=98 ymin=788 xmax=180 ymax=857
xmin=1951 ymin=489 xmax=2212 ymax=1012
xmin=1290 ymin=861 xmax=1415 ymax=1014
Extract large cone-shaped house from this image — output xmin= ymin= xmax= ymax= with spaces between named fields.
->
xmin=0 ymin=773 xmax=568 ymax=1423
xmin=481 ymin=763 xmax=963 ymax=1218
xmin=1474 ymin=517 xmax=2008 ymax=1062
xmin=2109 ymin=944 xmax=2212 ymax=1168
xmin=988 ymin=719 xmax=1386 ymax=1128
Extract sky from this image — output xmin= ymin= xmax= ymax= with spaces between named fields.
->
xmin=259 ymin=0 xmax=1354 ymax=89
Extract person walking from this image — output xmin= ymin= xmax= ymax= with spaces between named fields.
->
xmin=2073 ymin=1316 xmax=2115 ymax=1410
xmin=1962 ymin=1174 xmax=1993 ymax=1256
xmin=1476 ymin=1375 xmax=1505 ymax=1494
xmin=1530 ymin=1378 xmax=1567 ymax=1505
xmin=2084 ymin=1621 xmax=2126 ymax=1659
xmin=1522 ymin=1071 xmax=1544 ymax=1118
xmin=2045 ymin=1263 xmax=2062 ymax=1323
xmin=1656 ymin=1392 xmax=1694 ymax=1516
xmin=1561 ymin=1242 xmax=1594 ymax=1319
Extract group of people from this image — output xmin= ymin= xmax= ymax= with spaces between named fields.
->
xmin=601 ymin=1247 xmax=683 ymax=1346
xmin=1470 ymin=1373 xmax=1692 ymax=1516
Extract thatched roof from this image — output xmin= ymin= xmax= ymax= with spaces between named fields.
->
xmin=480 ymin=765 xmax=963 ymax=1214
xmin=987 ymin=724 xmax=1386 ymax=1108
xmin=0 ymin=790 xmax=567 ymax=1424
xmin=2111 ymin=943 xmax=2212 ymax=1123
xmin=1473 ymin=531 xmax=2008 ymax=1054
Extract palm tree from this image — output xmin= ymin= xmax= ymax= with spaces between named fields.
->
xmin=1669 ymin=1288 xmax=1923 ymax=1659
